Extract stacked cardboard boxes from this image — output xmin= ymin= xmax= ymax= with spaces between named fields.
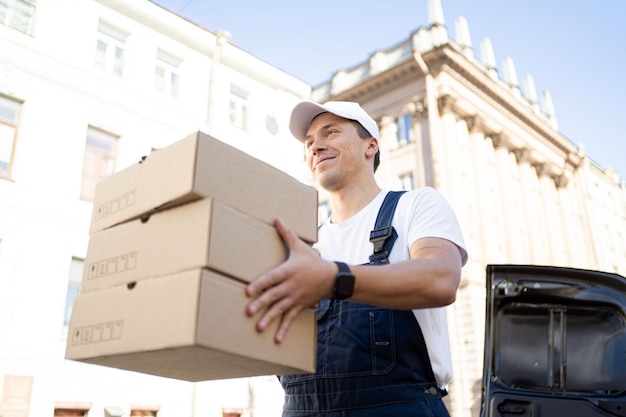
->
xmin=65 ymin=131 xmax=319 ymax=381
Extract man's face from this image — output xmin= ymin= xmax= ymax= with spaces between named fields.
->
xmin=303 ymin=112 xmax=370 ymax=191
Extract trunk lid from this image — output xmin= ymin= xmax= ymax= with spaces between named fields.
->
xmin=481 ymin=264 xmax=626 ymax=417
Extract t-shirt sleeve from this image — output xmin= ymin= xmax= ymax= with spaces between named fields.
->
xmin=407 ymin=187 xmax=468 ymax=266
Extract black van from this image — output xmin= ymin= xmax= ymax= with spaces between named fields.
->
xmin=480 ymin=264 xmax=626 ymax=417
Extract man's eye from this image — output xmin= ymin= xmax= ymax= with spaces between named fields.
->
xmin=305 ymin=141 xmax=313 ymax=148
xmin=326 ymin=130 xmax=337 ymax=136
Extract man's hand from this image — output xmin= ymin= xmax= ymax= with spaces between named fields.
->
xmin=245 ymin=218 xmax=335 ymax=343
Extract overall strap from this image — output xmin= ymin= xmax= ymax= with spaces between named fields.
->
xmin=368 ymin=190 xmax=444 ymax=395
xmin=368 ymin=190 xmax=407 ymax=264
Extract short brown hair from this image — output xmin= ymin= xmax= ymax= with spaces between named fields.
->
xmin=353 ymin=121 xmax=380 ymax=172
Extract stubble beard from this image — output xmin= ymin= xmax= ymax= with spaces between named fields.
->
xmin=315 ymin=169 xmax=346 ymax=193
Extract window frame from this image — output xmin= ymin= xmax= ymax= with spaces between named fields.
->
xmin=399 ymin=171 xmax=414 ymax=191
xmin=229 ymin=85 xmax=249 ymax=130
xmin=54 ymin=402 xmax=91 ymax=417
xmin=317 ymin=200 xmax=330 ymax=225
xmin=94 ymin=20 xmax=127 ymax=76
xmin=0 ymin=0 xmax=37 ymax=34
xmin=0 ymin=94 xmax=22 ymax=180
xmin=130 ymin=410 xmax=158 ymax=417
xmin=396 ymin=113 xmax=412 ymax=146
xmin=62 ymin=257 xmax=84 ymax=338
xmin=154 ymin=49 xmax=181 ymax=98
xmin=80 ymin=126 xmax=118 ymax=202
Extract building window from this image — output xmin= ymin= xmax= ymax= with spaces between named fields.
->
xmin=0 ymin=0 xmax=36 ymax=34
xmin=0 ymin=375 xmax=33 ymax=417
xmin=222 ymin=409 xmax=243 ymax=417
xmin=0 ymin=95 xmax=21 ymax=179
xmin=229 ymin=85 xmax=248 ymax=130
xmin=396 ymin=114 xmax=412 ymax=146
xmin=130 ymin=410 xmax=158 ymax=416
xmin=154 ymin=49 xmax=180 ymax=98
xmin=54 ymin=402 xmax=91 ymax=417
xmin=54 ymin=410 xmax=87 ymax=417
xmin=80 ymin=126 xmax=118 ymax=201
xmin=95 ymin=20 xmax=127 ymax=76
xmin=318 ymin=201 xmax=330 ymax=225
xmin=399 ymin=172 xmax=414 ymax=191
xmin=62 ymin=257 xmax=83 ymax=337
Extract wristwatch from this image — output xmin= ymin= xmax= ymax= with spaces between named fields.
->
xmin=332 ymin=261 xmax=355 ymax=299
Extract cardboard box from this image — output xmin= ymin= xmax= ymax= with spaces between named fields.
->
xmin=81 ymin=198 xmax=287 ymax=293
xmin=90 ymin=131 xmax=318 ymax=242
xmin=66 ymin=269 xmax=316 ymax=381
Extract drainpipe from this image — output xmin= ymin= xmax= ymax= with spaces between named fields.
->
xmin=207 ymin=30 xmax=231 ymax=133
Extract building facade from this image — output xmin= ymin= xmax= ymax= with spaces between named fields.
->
xmin=0 ymin=0 xmax=624 ymax=416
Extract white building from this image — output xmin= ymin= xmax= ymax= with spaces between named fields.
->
xmin=1 ymin=0 xmax=624 ymax=416
xmin=0 ymin=0 xmax=309 ymax=416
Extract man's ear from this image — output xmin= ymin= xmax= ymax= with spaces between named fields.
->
xmin=365 ymin=137 xmax=379 ymax=158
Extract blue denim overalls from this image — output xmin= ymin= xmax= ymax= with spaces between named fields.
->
xmin=279 ymin=192 xmax=450 ymax=417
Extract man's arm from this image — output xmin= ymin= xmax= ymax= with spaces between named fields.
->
xmin=245 ymin=218 xmax=463 ymax=343
xmin=348 ymin=237 xmax=462 ymax=309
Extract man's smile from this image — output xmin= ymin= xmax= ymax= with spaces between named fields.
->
xmin=314 ymin=155 xmax=335 ymax=169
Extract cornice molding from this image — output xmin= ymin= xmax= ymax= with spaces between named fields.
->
xmin=491 ymin=133 xmax=510 ymax=150
xmin=424 ymin=46 xmax=577 ymax=162
xmin=465 ymin=115 xmax=484 ymax=134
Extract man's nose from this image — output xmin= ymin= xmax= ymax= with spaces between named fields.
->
xmin=311 ymin=138 xmax=326 ymax=153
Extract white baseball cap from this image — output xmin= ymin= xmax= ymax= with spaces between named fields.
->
xmin=289 ymin=100 xmax=380 ymax=142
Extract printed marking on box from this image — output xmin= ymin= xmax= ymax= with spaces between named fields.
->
xmin=88 ymin=252 xmax=137 ymax=279
xmin=95 ymin=189 xmax=137 ymax=221
xmin=71 ymin=320 xmax=123 ymax=346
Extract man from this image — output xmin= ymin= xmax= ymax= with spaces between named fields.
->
xmin=246 ymin=100 xmax=468 ymax=416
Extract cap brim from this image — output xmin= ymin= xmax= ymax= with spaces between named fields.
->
xmin=289 ymin=101 xmax=329 ymax=142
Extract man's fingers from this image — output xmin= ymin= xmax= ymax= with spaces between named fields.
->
xmin=254 ymin=296 xmax=295 ymax=333
xmin=246 ymin=278 xmax=281 ymax=316
xmin=245 ymin=217 xmax=314 ymax=343
xmin=274 ymin=308 xmax=300 ymax=344
xmin=245 ymin=264 xmax=286 ymax=299
xmin=274 ymin=217 xmax=299 ymax=248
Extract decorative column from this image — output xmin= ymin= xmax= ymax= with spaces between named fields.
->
xmin=558 ymin=178 xmax=592 ymax=267
xmin=435 ymin=94 xmax=457 ymax=198
xmin=466 ymin=115 xmax=494 ymax=263
xmin=512 ymin=148 xmax=538 ymax=263
xmin=408 ymin=100 xmax=429 ymax=188
xmin=492 ymin=133 xmax=521 ymax=262
xmin=455 ymin=114 xmax=494 ymax=417
xmin=536 ymin=164 xmax=567 ymax=265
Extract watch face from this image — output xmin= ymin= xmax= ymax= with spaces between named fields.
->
xmin=333 ymin=262 xmax=355 ymax=299
xmin=337 ymin=275 xmax=355 ymax=298
xmin=335 ymin=273 xmax=355 ymax=299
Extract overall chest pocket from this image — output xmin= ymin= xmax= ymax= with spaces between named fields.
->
xmin=318 ymin=300 xmax=396 ymax=377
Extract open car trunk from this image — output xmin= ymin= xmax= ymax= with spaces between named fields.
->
xmin=481 ymin=264 xmax=626 ymax=417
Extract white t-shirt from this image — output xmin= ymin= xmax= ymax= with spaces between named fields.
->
xmin=314 ymin=187 xmax=468 ymax=389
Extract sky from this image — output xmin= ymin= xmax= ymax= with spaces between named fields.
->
xmin=150 ymin=0 xmax=626 ymax=180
